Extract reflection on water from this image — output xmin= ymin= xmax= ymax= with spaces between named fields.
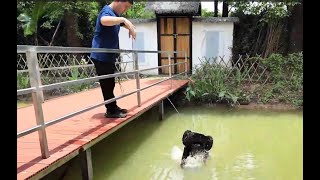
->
xmin=42 ymin=106 xmax=302 ymax=180
xmin=231 ymin=152 xmax=257 ymax=180
xmin=150 ymin=166 xmax=183 ymax=180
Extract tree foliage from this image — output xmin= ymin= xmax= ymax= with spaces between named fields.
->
xmin=122 ymin=1 xmax=155 ymax=19
xmin=228 ymin=0 xmax=301 ymax=23
xmin=17 ymin=1 xmax=100 ymax=35
xmin=17 ymin=1 xmax=101 ymax=45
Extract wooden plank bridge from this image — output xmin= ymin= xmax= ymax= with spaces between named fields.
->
xmin=17 ymin=78 xmax=188 ymax=180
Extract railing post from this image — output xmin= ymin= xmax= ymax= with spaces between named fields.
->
xmin=26 ymin=49 xmax=50 ymax=159
xmin=168 ymin=53 xmax=172 ymax=89
xmin=26 ymin=52 xmax=44 ymax=102
xmin=184 ymin=52 xmax=188 ymax=78
xmin=133 ymin=53 xmax=141 ymax=107
xmin=168 ymin=53 xmax=172 ymax=78
xmin=132 ymin=54 xmax=136 ymax=79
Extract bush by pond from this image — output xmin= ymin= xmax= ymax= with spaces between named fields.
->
xmin=185 ymin=52 xmax=303 ymax=108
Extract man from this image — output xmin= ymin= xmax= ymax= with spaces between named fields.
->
xmin=90 ymin=0 xmax=136 ymax=118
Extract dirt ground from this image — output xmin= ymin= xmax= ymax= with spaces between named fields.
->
xmin=236 ymin=103 xmax=301 ymax=111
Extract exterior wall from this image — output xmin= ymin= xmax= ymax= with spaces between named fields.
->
xmin=119 ymin=22 xmax=158 ymax=75
xmin=118 ymin=18 xmax=236 ymax=75
xmin=192 ymin=21 xmax=234 ymax=70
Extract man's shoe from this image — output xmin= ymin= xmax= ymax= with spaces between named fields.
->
xmin=105 ymin=110 xmax=127 ymax=118
xmin=115 ymin=106 xmax=128 ymax=113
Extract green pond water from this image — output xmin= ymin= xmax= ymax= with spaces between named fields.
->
xmin=42 ymin=105 xmax=303 ymax=180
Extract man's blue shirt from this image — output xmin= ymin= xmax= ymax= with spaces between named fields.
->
xmin=90 ymin=5 xmax=121 ymax=62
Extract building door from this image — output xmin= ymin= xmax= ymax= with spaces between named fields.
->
xmin=157 ymin=16 xmax=191 ymax=74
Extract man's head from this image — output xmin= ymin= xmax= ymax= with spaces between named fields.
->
xmin=112 ymin=0 xmax=133 ymax=15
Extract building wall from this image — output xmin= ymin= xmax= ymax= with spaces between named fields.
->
xmin=119 ymin=18 xmax=236 ymax=75
xmin=119 ymin=22 xmax=158 ymax=75
xmin=192 ymin=21 xmax=234 ymax=70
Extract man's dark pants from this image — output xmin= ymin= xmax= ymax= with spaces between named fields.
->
xmin=92 ymin=59 xmax=118 ymax=112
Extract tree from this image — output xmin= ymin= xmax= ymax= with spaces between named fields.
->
xmin=222 ymin=0 xmax=229 ymax=17
xmin=122 ymin=0 xmax=155 ymax=19
xmin=287 ymin=0 xmax=303 ymax=53
xmin=17 ymin=1 xmax=53 ymax=45
xmin=229 ymin=0 xmax=301 ymax=57
xmin=214 ymin=0 xmax=218 ymax=17
xmin=17 ymin=1 xmax=100 ymax=46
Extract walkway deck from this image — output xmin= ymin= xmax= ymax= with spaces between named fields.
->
xmin=17 ymin=78 xmax=188 ymax=180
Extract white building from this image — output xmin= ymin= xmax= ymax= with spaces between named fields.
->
xmin=119 ymin=1 xmax=239 ymax=75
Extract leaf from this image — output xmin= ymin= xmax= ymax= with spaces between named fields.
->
xmin=17 ymin=1 xmax=51 ymax=37
xmin=218 ymin=91 xmax=225 ymax=98
xmin=202 ymin=93 xmax=209 ymax=97
xmin=24 ymin=25 xmax=34 ymax=36
xmin=190 ymin=90 xmax=195 ymax=97
xmin=17 ymin=13 xmax=31 ymax=22
xmin=231 ymin=96 xmax=238 ymax=104
xmin=186 ymin=93 xmax=190 ymax=101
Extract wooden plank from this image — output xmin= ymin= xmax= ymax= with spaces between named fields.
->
xmin=160 ymin=59 xmax=174 ymax=74
xmin=176 ymin=36 xmax=190 ymax=57
xmin=176 ymin=17 xmax=190 ymax=34
xmin=159 ymin=17 xmax=191 ymax=74
xmin=160 ymin=18 xmax=174 ymax=34
xmin=160 ymin=36 xmax=174 ymax=58
xmin=177 ymin=59 xmax=190 ymax=74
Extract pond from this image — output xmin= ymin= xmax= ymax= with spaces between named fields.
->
xmin=42 ymin=105 xmax=302 ymax=180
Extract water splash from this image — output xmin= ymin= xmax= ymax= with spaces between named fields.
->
xmin=170 ymin=145 xmax=210 ymax=169
xmin=183 ymin=152 xmax=208 ymax=169
xmin=171 ymin=145 xmax=183 ymax=163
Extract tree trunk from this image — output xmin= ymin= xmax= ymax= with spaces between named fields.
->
xmin=222 ymin=1 xmax=229 ymax=17
xmin=64 ymin=11 xmax=81 ymax=47
xmin=287 ymin=1 xmax=303 ymax=53
xmin=34 ymin=33 xmax=38 ymax=45
xmin=49 ymin=20 xmax=62 ymax=46
xmin=214 ymin=0 xmax=218 ymax=17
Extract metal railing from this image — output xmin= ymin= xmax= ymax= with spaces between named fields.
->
xmin=17 ymin=45 xmax=188 ymax=159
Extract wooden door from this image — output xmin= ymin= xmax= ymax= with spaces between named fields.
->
xmin=158 ymin=16 xmax=191 ymax=74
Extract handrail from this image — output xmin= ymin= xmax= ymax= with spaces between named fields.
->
xmin=17 ymin=45 xmax=188 ymax=159
xmin=17 ymin=62 xmax=186 ymax=95
xmin=17 ymin=45 xmax=185 ymax=54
